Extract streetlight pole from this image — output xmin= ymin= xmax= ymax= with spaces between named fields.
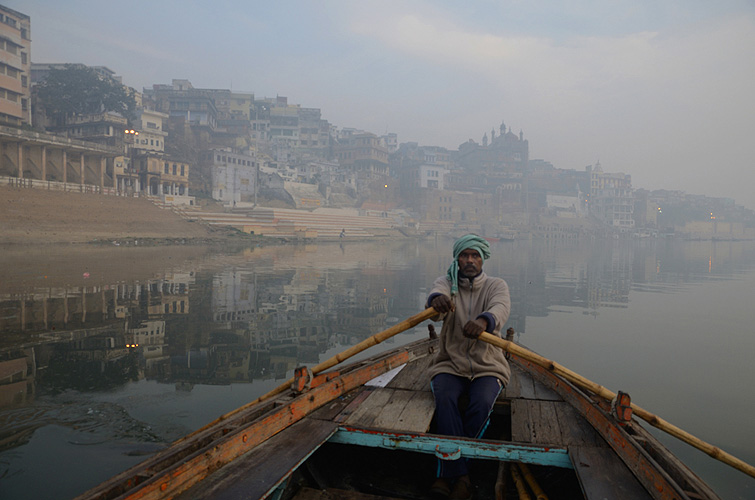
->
xmin=383 ymin=183 xmax=388 ymax=217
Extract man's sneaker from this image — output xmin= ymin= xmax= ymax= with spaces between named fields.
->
xmin=449 ymin=476 xmax=473 ymax=500
xmin=430 ymin=478 xmax=451 ymax=497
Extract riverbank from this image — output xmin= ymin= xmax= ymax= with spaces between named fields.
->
xmin=0 ymin=185 xmax=241 ymax=245
xmin=0 ymin=185 xmax=416 ymax=246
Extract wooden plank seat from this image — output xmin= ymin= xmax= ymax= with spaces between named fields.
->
xmin=341 ymin=354 xmax=436 ymax=433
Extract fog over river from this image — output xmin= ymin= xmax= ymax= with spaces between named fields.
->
xmin=0 ymin=238 xmax=753 ymax=499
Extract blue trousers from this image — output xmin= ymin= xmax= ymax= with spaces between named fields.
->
xmin=430 ymin=373 xmax=502 ymax=478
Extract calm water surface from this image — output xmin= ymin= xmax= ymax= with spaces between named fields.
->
xmin=0 ymin=238 xmax=753 ymax=499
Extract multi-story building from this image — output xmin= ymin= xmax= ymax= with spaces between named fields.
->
xmin=297 ymin=107 xmax=330 ymax=156
xmin=206 ymin=147 xmax=257 ymax=204
xmin=0 ymin=5 xmax=31 ymax=127
xmin=334 ymin=132 xmax=389 ymax=181
xmin=145 ymin=79 xmax=218 ymax=131
xmin=132 ymin=107 xmax=168 ymax=154
xmin=382 ymin=133 xmax=398 ymax=153
xmin=399 ymin=163 xmax=448 ymax=190
xmin=269 ymin=104 xmax=299 ymax=146
xmin=56 ymin=111 xmax=128 ymax=147
xmin=251 ymin=97 xmax=331 ymax=158
xmin=589 ymin=162 xmax=634 ymax=230
xmin=132 ymin=154 xmax=191 ymax=203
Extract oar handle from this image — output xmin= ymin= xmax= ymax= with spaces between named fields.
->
xmin=478 ymin=332 xmax=755 ymax=479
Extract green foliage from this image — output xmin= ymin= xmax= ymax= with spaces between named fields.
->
xmin=36 ymin=64 xmax=136 ymax=121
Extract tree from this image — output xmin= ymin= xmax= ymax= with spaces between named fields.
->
xmin=35 ymin=64 xmax=136 ymax=123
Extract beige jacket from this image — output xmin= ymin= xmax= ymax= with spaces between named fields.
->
xmin=427 ymin=271 xmax=511 ymax=385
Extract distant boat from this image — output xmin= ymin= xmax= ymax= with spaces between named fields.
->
xmin=482 ymin=236 xmax=501 ymax=243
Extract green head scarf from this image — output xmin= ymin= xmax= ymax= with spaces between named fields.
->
xmin=446 ymin=234 xmax=491 ymax=296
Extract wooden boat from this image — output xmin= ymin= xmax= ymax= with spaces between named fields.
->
xmin=76 ymin=320 xmax=727 ymax=500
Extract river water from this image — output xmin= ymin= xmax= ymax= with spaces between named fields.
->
xmin=0 ymin=237 xmax=753 ymax=499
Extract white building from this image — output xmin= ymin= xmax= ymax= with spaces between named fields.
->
xmin=547 ymin=185 xmax=587 ymax=218
xmin=589 ymin=162 xmax=634 ymax=229
xmin=208 ymin=148 xmax=258 ymax=204
xmin=419 ymin=164 xmax=448 ymax=189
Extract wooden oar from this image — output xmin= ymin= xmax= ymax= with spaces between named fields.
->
xmin=478 ymin=331 xmax=755 ymax=479
xmin=177 ymin=307 xmax=438 ymax=443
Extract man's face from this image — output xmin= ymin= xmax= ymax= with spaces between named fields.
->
xmin=458 ymin=249 xmax=483 ymax=278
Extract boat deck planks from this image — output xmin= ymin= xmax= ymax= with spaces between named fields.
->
xmin=343 ymin=387 xmax=435 ymax=433
xmin=175 ymin=418 xmax=339 ymax=500
xmin=384 ymin=354 xmax=434 ymax=391
xmin=504 ymin=363 xmax=561 ymax=401
xmin=511 ymin=399 xmax=564 ymax=445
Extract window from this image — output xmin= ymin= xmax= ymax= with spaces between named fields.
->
xmin=180 ymin=165 xmax=185 ymax=176
xmin=164 ymin=163 xmax=169 ymax=174
xmin=172 ymin=164 xmax=177 ymax=175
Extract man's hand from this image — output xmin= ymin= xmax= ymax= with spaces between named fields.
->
xmin=462 ymin=317 xmax=488 ymax=339
xmin=430 ymin=294 xmax=454 ymax=314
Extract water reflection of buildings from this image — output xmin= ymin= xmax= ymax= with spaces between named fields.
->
xmin=0 ymin=348 xmax=35 ymax=408
xmin=207 ymin=265 xmax=391 ymax=382
xmin=5 ymin=240 xmax=748 ymax=414
xmin=0 ymin=273 xmax=192 ymax=335
xmin=0 ymin=273 xmax=193 ymax=412
xmin=487 ymin=241 xmax=634 ymax=329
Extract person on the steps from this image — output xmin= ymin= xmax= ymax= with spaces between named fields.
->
xmin=426 ymin=234 xmax=511 ymax=500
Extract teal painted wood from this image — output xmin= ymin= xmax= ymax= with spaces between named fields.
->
xmin=329 ymin=427 xmax=573 ymax=469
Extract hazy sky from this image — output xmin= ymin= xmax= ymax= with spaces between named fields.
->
xmin=13 ymin=1 xmax=755 ymax=209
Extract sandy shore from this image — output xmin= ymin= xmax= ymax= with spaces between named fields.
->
xmin=0 ymin=185 xmax=233 ymax=245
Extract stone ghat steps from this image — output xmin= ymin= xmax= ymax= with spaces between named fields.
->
xmin=181 ymin=207 xmax=394 ymax=238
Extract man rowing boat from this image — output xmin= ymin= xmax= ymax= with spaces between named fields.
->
xmin=426 ymin=234 xmax=512 ymax=499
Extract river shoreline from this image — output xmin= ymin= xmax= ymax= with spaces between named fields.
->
xmin=0 ymin=185 xmax=411 ymax=246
